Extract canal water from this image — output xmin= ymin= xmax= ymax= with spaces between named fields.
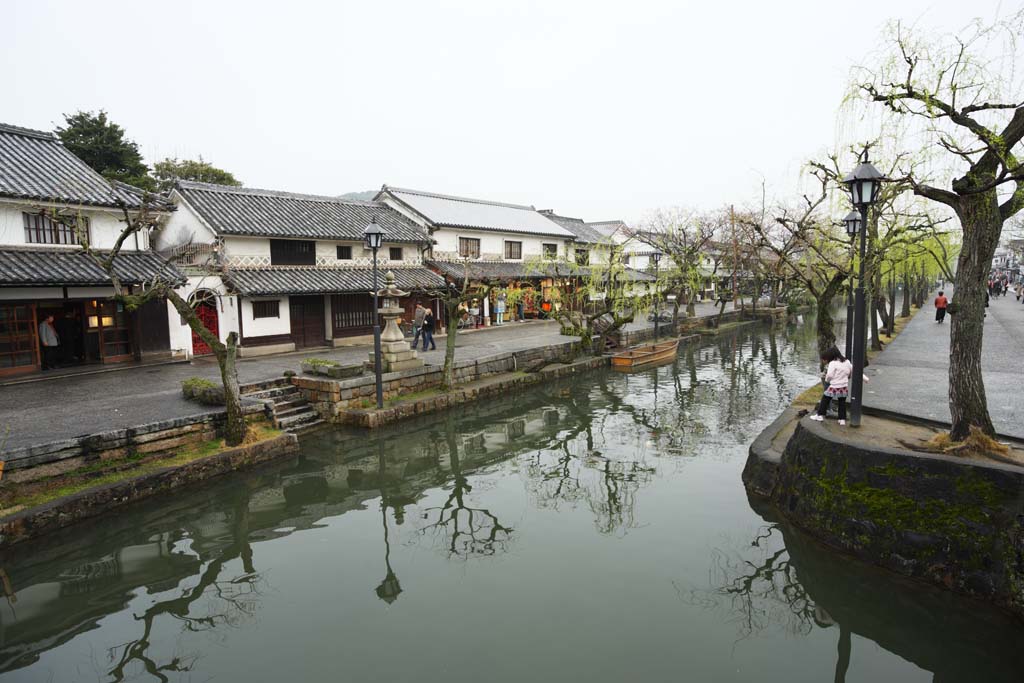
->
xmin=2 ymin=320 xmax=1022 ymax=682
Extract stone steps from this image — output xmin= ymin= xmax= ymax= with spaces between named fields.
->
xmin=242 ymin=383 xmax=323 ymax=434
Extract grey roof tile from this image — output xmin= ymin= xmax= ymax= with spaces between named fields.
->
xmin=0 ymin=247 xmax=184 ymax=286
xmin=176 ymin=181 xmax=430 ymax=243
xmin=539 ymin=211 xmax=605 ymax=244
xmin=225 ymin=266 xmax=446 ymax=296
xmin=381 ymin=186 xmax=575 ymax=238
xmin=0 ymin=123 xmax=145 ymax=208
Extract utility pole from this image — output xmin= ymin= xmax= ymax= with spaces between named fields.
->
xmin=731 ymin=205 xmax=738 ymax=309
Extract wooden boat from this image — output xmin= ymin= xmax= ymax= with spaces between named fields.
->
xmin=610 ymin=338 xmax=680 ymax=369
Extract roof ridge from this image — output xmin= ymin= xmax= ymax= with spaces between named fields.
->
xmin=383 ymin=185 xmax=538 ymax=212
xmin=0 ymin=122 xmax=57 ymax=140
xmin=177 ymin=180 xmax=385 ymax=207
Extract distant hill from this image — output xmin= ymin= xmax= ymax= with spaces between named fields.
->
xmin=338 ymin=190 xmax=377 ymax=201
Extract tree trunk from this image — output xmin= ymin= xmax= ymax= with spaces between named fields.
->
xmin=814 ymin=274 xmax=846 ymax=360
xmin=165 ymin=289 xmax=248 ymax=446
xmin=886 ymin=273 xmax=897 ymax=335
xmin=441 ymin=303 xmax=458 ymax=390
xmin=948 ymin=193 xmax=1002 ymax=440
xmin=869 ymin=298 xmax=881 ymax=351
xmin=900 ymin=266 xmax=912 ymax=318
xmin=218 ymin=333 xmax=247 ymax=446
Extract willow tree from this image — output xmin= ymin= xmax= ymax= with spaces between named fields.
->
xmin=852 ymin=12 xmax=1024 ymax=439
xmin=531 ymin=243 xmax=646 ymax=355
xmin=632 ymin=208 xmax=716 ymax=320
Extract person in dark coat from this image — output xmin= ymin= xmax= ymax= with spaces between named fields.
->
xmin=421 ymin=309 xmax=437 ymax=350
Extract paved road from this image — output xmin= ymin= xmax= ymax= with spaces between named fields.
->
xmin=0 ymin=321 xmax=571 ymax=450
xmin=863 ymin=292 xmax=1024 ymax=439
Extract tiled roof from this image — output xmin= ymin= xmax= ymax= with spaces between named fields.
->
xmin=0 ymin=123 xmax=146 ymax=208
xmin=539 ymin=211 xmax=605 ymax=244
xmin=586 ymin=220 xmax=631 ymax=241
xmin=380 ymin=186 xmax=574 ymax=238
xmin=225 ymin=266 xmax=446 ymax=296
xmin=0 ymin=247 xmax=183 ymax=286
xmin=176 ymin=181 xmax=430 ymax=243
xmin=426 ymin=260 xmax=655 ymax=283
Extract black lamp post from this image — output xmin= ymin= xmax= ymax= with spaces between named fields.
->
xmin=843 ymin=210 xmax=861 ymax=360
xmin=842 ymin=152 xmax=884 ymax=427
xmin=651 ymin=251 xmax=663 ymax=340
xmin=363 ymin=216 xmax=386 ymax=410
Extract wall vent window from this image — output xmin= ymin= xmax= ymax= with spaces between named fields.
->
xmin=252 ymin=300 xmax=280 ymax=319
xmin=504 ymin=241 xmax=522 ymax=260
xmin=337 ymin=245 xmax=352 ymax=260
xmin=459 ymin=237 xmax=481 ymax=259
xmin=389 ymin=247 xmax=404 ymax=261
xmin=270 ymin=240 xmax=315 ymax=266
xmin=23 ymin=212 xmax=90 ymax=245
xmin=542 ymin=243 xmax=558 ymax=259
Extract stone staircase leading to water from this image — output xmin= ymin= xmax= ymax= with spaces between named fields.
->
xmin=242 ymin=382 xmax=324 ymax=434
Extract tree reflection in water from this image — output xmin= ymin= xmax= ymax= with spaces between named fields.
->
xmin=417 ymin=414 xmax=514 ymax=558
xmin=105 ymin=488 xmax=264 ymax=682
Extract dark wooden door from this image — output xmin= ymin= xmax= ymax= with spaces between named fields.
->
xmin=290 ymin=295 xmax=325 ymax=348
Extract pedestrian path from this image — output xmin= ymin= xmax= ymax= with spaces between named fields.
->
xmin=863 ymin=292 xmax=1024 ymax=439
xmin=0 ymin=322 xmax=569 ymax=450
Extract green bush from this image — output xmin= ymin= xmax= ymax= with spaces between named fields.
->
xmin=181 ymin=377 xmax=217 ymax=399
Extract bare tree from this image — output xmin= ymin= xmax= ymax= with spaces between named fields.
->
xmin=633 ymin=208 xmax=716 ymax=322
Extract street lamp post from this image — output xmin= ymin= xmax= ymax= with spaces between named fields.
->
xmin=842 ymin=152 xmax=884 ymax=427
xmin=651 ymin=251 xmax=662 ymax=340
xmin=843 ymin=211 xmax=861 ymax=360
xmin=363 ymin=217 xmax=386 ymax=410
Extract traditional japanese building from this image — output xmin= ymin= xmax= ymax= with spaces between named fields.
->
xmin=157 ymin=182 xmax=445 ymax=357
xmin=376 ymin=185 xmax=578 ymax=322
xmin=0 ymin=123 xmax=180 ymax=377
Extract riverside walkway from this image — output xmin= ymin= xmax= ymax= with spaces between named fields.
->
xmin=863 ymin=292 xmax=1024 ymax=440
xmin=0 ymin=321 xmax=570 ymax=450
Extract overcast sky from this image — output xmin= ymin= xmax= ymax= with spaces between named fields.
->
xmin=3 ymin=0 xmax=1005 ymax=223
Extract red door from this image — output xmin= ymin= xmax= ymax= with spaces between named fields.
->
xmin=192 ymin=301 xmax=219 ymax=356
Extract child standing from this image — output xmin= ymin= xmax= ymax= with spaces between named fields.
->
xmin=810 ymin=347 xmax=860 ymax=426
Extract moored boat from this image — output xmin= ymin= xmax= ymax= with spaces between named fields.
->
xmin=610 ymin=338 xmax=680 ymax=369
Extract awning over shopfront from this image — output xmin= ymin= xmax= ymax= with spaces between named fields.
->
xmin=0 ymin=248 xmax=183 ymax=287
xmin=225 ymin=266 xmax=446 ymax=296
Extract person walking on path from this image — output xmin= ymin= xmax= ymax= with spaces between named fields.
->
xmin=421 ymin=308 xmax=437 ymax=350
xmin=810 ymin=347 xmax=867 ymax=426
xmin=934 ymin=291 xmax=949 ymax=324
xmin=38 ymin=314 xmax=60 ymax=370
xmin=411 ymin=303 xmax=426 ymax=350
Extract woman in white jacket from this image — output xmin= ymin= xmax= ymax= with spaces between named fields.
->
xmin=810 ymin=347 xmax=865 ymax=426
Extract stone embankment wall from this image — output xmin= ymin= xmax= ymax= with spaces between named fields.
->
xmin=0 ymin=432 xmax=299 ymax=547
xmin=2 ymin=403 xmax=270 ymax=484
xmin=619 ymin=307 xmax=785 ymax=346
xmin=744 ymin=417 xmax=1024 ymax=618
xmin=294 ymin=341 xmax=584 ymax=420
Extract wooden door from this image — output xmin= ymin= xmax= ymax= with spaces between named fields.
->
xmin=192 ymin=301 xmax=219 ymax=356
xmin=289 ymin=296 xmax=325 ymax=348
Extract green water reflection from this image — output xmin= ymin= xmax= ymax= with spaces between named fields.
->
xmin=2 ymin=319 xmax=1022 ymax=682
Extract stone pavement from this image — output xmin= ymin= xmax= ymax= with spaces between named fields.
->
xmin=0 ymin=321 xmax=572 ymax=450
xmin=863 ymin=292 xmax=1024 ymax=439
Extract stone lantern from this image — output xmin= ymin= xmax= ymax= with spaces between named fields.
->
xmin=369 ymin=271 xmax=424 ymax=372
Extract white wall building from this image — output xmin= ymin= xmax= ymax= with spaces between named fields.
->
xmin=155 ymin=182 xmax=443 ymax=358
xmin=0 ymin=123 xmax=180 ymax=377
